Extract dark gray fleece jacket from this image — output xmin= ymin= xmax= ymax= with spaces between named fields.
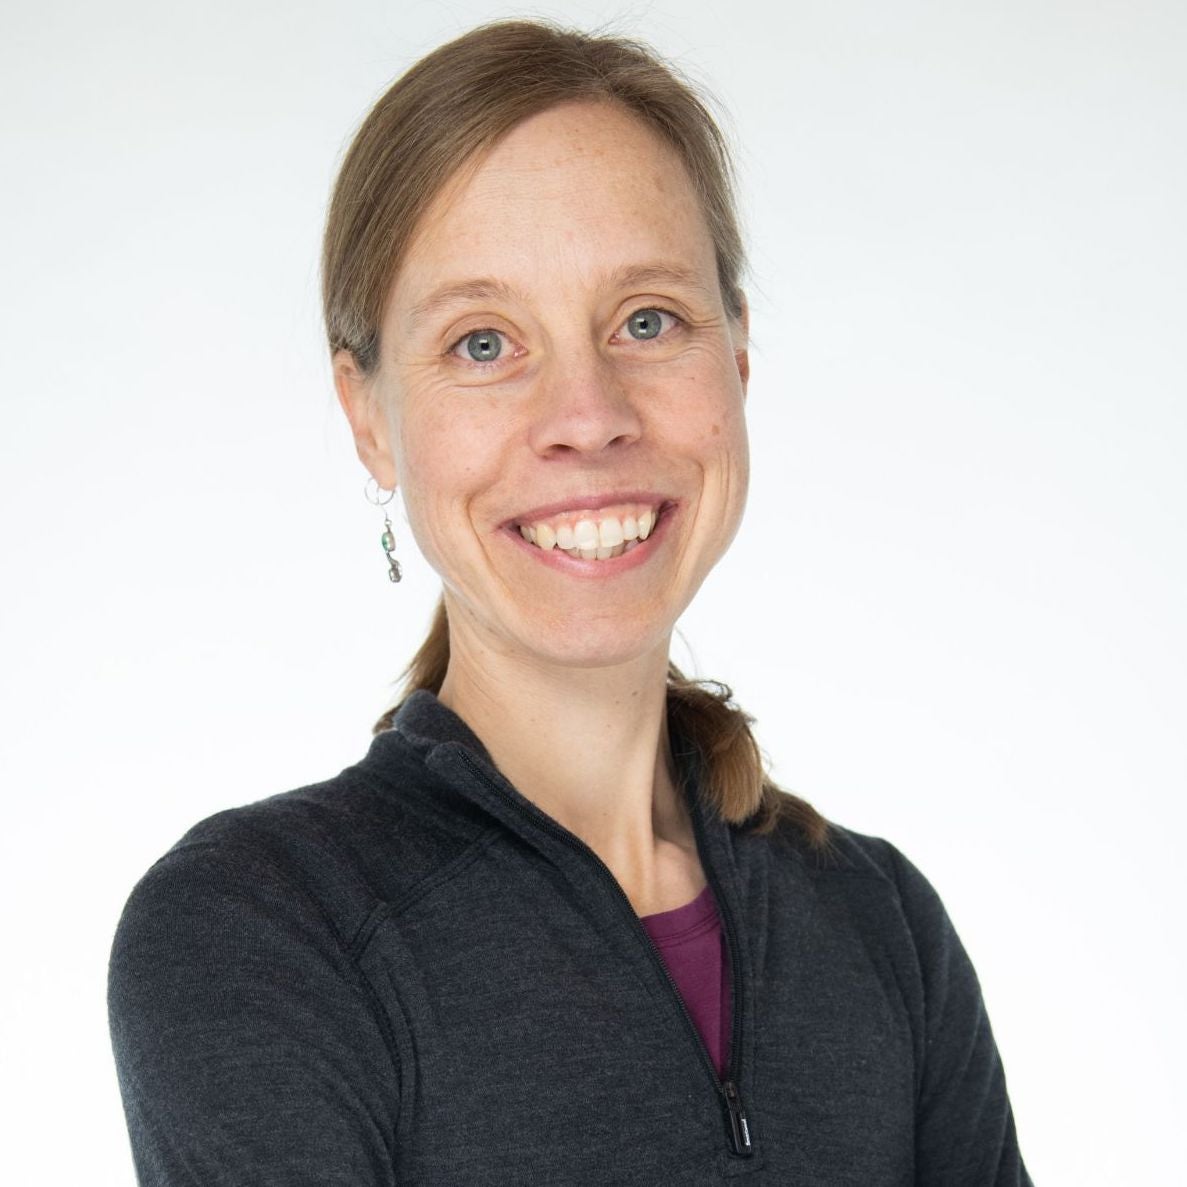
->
xmin=108 ymin=690 xmax=1031 ymax=1185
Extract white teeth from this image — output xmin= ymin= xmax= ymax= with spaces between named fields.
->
xmin=573 ymin=519 xmax=600 ymax=549
xmin=521 ymin=505 xmax=662 ymax=558
xmin=598 ymin=518 xmax=624 ymax=548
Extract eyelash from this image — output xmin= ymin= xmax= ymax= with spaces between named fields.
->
xmin=446 ymin=327 xmax=516 ymax=369
xmin=615 ymin=307 xmax=683 ymax=344
xmin=445 ymin=306 xmax=684 ymax=367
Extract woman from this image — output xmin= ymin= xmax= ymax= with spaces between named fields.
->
xmin=109 ymin=20 xmax=1030 ymax=1185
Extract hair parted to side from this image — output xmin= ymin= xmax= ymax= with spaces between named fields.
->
xmin=324 ymin=19 xmax=828 ymax=846
xmin=322 ymin=18 xmax=745 ymax=374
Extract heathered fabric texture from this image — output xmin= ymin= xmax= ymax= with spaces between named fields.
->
xmin=109 ymin=690 xmax=1032 ymax=1185
xmin=641 ymin=885 xmax=731 ymax=1080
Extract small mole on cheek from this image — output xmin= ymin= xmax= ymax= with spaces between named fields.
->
xmin=711 ymin=424 xmax=720 ymax=436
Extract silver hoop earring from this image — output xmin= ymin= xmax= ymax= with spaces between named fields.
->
xmin=364 ymin=478 xmax=402 ymax=584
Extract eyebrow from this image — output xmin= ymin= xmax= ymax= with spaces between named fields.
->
xmin=407 ymin=278 xmax=521 ymax=329
xmin=405 ymin=262 xmax=717 ymax=330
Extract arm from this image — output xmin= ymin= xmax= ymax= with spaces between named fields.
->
xmin=888 ymin=845 xmax=1033 ymax=1186
xmin=108 ymin=840 xmax=400 ymax=1186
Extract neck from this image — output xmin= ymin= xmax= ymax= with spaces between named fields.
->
xmin=436 ymin=609 xmax=703 ymax=914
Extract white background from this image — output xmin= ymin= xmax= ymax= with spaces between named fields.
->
xmin=2 ymin=1 xmax=1183 ymax=1182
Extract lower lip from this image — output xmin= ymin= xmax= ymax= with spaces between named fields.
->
xmin=505 ymin=505 xmax=675 ymax=576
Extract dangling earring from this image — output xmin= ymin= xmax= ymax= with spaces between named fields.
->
xmin=364 ymin=477 xmax=402 ymax=583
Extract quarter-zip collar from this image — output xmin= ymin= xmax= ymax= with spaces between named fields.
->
xmin=386 ymin=690 xmax=735 ymax=898
xmin=375 ymin=688 xmax=763 ymax=1167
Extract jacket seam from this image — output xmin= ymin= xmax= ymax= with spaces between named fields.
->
xmin=153 ymin=836 xmax=406 ymax=1159
xmin=350 ymin=825 xmax=507 ymax=958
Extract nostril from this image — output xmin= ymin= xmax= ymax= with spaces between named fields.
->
xmin=529 ymin=378 xmax=644 ymax=456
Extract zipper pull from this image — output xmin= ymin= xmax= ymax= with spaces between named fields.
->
xmin=723 ymin=1079 xmax=754 ymax=1156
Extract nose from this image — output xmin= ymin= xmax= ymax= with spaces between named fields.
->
xmin=527 ymin=347 xmax=643 ymax=458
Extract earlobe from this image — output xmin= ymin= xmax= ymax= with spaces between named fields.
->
xmin=333 ymin=349 xmax=399 ymax=489
xmin=735 ymin=344 xmax=750 ymax=394
xmin=733 ymin=294 xmax=751 ymax=397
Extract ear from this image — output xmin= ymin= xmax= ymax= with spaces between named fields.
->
xmin=333 ymin=349 xmax=399 ymax=489
xmin=731 ymin=293 xmax=750 ymax=397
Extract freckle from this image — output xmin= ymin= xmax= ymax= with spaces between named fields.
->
xmin=711 ymin=424 xmax=720 ymax=436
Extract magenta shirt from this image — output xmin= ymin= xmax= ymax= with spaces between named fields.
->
xmin=640 ymin=884 xmax=732 ymax=1079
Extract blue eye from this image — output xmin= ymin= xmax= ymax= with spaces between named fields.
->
xmin=626 ymin=308 xmax=666 ymax=340
xmin=464 ymin=330 xmax=502 ymax=362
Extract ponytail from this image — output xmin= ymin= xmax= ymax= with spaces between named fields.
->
xmin=375 ymin=595 xmax=828 ymax=847
xmin=664 ymin=665 xmax=829 ymax=844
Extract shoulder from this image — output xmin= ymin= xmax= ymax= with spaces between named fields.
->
xmin=113 ymin=730 xmax=492 ymax=962
xmin=817 ymin=823 xmax=940 ymax=904
xmin=763 ymin=808 xmax=928 ymax=891
xmin=107 ymin=763 xmax=415 ymax=1172
xmin=759 ymin=811 xmax=960 ymax=964
xmin=756 ymin=816 xmax=997 ymax=1067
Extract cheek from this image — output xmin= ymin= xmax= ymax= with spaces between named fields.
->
xmin=703 ymin=354 xmax=750 ymax=463
xmin=678 ymin=373 xmax=750 ymax=522
xmin=391 ymin=392 xmax=512 ymax=557
xmin=651 ymin=357 xmax=748 ymax=459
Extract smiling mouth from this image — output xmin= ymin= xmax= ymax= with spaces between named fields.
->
xmin=513 ymin=500 xmax=668 ymax=561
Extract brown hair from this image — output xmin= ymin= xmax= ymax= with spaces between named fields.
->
xmin=323 ymin=19 xmax=827 ymax=845
xmin=322 ymin=19 xmax=744 ymax=373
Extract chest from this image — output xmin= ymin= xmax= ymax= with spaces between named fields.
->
xmin=357 ymin=845 xmax=919 ymax=1184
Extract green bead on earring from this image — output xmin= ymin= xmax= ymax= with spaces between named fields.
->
xmin=364 ymin=477 xmax=402 ymax=585
xmin=381 ymin=514 xmax=402 ymax=583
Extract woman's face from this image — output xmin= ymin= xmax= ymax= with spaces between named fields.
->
xmin=338 ymin=100 xmax=750 ymax=671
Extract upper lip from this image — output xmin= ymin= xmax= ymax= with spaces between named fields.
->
xmin=504 ymin=491 xmax=674 ymax=528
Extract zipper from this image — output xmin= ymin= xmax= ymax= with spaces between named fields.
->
xmin=454 ymin=749 xmax=755 ymax=1158
xmin=688 ymin=788 xmax=754 ymax=1158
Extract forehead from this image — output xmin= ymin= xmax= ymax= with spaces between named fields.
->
xmin=389 ymin=101 xmax=718 ymax=317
